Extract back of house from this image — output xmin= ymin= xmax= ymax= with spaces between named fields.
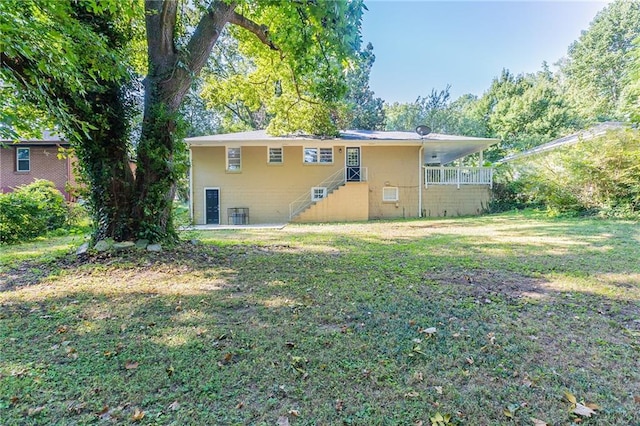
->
xmin=187 ymin=129 xmax=498 ymax=225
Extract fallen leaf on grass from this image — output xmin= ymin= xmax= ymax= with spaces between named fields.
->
xmin=404 ymin=391 xmax=420 ymax=398
xmin=635 ymin=395 xmax=640 ymax=404
xmin=530 ymin=418 xmax=548 ymax=426
xmin=434 ymin=386 xmax=443 ymax=395
xmin=28 ymin=406 xmax=45 ymax=416
xmin=503 ymin=403 xmax=521 ymax=418
xmin=335 ymin=399 xmax=344 ymax=412
xmin=56 ymin=325 xmax=69 ymax=334
xmin=563 ymin=391 xmax=599 ymax=418
xmin=221 ymin=352 xmax=233 ymax=364
xmin=418 ymin=327 xmax=437 ymax=335
xmin=276 ymin=416 xmax=290 ymax=426
xmin=125 ymin=361 xmax=139 ymax=370
xmin=411 ymin=345 xmax=426 ymax=356
xmin=97 ymin=406 xmax=110 ymax=420
xmin=66 ymin=346 xmax=78 ymax=360
xmin=573 ymin=402 xmax=596 ymax=417
xmin=131 ymin=408 xmax=145 ymax=422
xmin=168 ymin=401 xmax=180 ymax=411
xmin=288 ymin=409 xmax=300 ymax=417
xmin=429 ymin=412 xmax=452 ymax=425
xmin=564 ymin=391 xmax=577 ymax=404
xmin=66 ymin=400 xmax=86 ymax=414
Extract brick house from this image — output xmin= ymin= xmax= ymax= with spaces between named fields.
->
xmin=0 ymin=133 xmax=78 ymax=201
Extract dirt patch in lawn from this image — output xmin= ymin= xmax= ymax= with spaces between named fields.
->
xmin=423 ymin=267 xmax=640 ymax=334
xmin=423 ymin=268 xmax=549 ymax=301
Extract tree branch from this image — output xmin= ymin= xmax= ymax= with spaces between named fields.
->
xmin=145 ymin=0 xmax=179 ymax=73
xmin=184 ymin=1 xmax=236 ymax=78
xmin=228 ymin=11 xmax=278 ymax=51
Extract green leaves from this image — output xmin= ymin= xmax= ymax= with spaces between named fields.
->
xmin=560 ymin=0 xmax=640 ymax=121
xmin=200 ymin=0 xmax=366 ymax=136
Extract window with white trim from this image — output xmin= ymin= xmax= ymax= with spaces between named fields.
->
xmin=382 ymin=187 xmax=399 ymax=202
xmin=16 ymin=147 xmax=30 ymax=172
xmin=226 ymin=147 xmax=241 ymax=171
xmin=304 ymin=147 xmax=333 ymax=164
xmin=311 ymin=187 xmax=327 ymax=201
xmin=268 ymin=147 xmax=283 ymax=164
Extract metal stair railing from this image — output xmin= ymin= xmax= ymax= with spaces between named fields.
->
xmin=289 ymin=168 xmax=346 ymax=219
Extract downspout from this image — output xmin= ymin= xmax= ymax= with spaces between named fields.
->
xmin=67 ymin=153 xmax=72 ymax=201
xmin=188 ymin=147 xmax=194 ymax=223
xmin=418 ymin=146 xmax=424 ymax=217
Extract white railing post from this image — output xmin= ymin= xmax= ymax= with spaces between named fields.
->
xmin=423 ymin=166 xmax=494 ymax=188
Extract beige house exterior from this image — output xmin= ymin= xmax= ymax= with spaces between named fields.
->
xmin=186 ymin=130 xmax=498 ymax=225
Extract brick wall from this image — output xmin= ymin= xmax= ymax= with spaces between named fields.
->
xmin=0 ymin=145 xmax=74 ymax=200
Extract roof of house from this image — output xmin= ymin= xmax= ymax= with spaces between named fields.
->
xmin=186 ymin=129 xmax=499 ymax=165
xmin=186 ymin=129 xmax=495 ymax=142
xmin=1 ymin=130 xmax=68 ymax=146
xmin=497 ymin=121 xmax=625 ymax=164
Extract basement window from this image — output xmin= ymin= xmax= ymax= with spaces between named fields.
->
xmin=382 ymin=187 xmax=399 ymax=202
xmin=311 ymin=187 xmax=327 ymax=201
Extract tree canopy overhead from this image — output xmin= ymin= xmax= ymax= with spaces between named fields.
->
xmin=1 ymin=0 xmax=366 ymax=243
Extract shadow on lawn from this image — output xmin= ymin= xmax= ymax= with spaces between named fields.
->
xmin=1 ymin=230 xmax=640 ymax=424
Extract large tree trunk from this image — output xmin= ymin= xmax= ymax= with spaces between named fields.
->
xmin=130 ymin=0 xmax=237 ymax=243
xmin=131 ymin=78 xmax=182 ymax=243
xmin=67 ymin=84 xmax=137 ymax=242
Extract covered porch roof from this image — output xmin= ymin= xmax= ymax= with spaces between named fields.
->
xmin=185 ymin=129 xmax=499 ymax=165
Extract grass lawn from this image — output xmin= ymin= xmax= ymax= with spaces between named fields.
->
xmin=1 ymin=211 xmax=639 ymax=425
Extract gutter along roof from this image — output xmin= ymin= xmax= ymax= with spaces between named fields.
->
xmin=186 ymin=130 xmax=499 ymax=165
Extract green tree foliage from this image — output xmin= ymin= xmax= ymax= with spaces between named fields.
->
xmin=202 ymin=25 xmax=382 ymax=134
xmin=2 ymin=0 xmax=365 ymax=243
xmin=621 ymin=37 xmax=640 ymax=123
xmin=384 ymin=86 xmax=487 ymax=139
xmin=514 ymin=129 xmax=640 ymax=217
xmin=383 ymin=101 xmax=422 ymax=132
xmin=340 ymin=42 xmax=385 ymax=130
xmin=197 ymin=1 xmax=365 ymax=136
xmin=559 ymin=0 xmax=640 ymax=121
xmin=475 ymin=68 xmax=579 ymax=161
xmin=0 ymin=180 xmax=69 ymax=244
xmin=0 ymin=0 xmax=132 ymax=140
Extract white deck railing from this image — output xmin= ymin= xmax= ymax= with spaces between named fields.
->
xmin=424 ymin=166 xmax=493 ymax=188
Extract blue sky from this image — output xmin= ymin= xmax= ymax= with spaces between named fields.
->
xmin=361 ymin=1 xmax=611 ymax=103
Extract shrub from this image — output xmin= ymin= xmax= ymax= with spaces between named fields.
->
xmin=489 ymin=165 xmax=538 ymax=212
xmin=0 ymin=180 xmax=69 ymax=244
xmin=504 ymin=128 xmax=640 ymax=218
